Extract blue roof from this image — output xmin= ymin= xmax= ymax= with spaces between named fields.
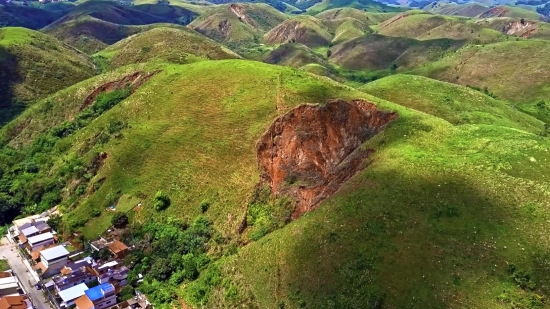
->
xmin=84 ymin=283 xmax=115 ymax=301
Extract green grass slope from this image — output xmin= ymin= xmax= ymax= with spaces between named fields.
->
xmin=263 ymin=42 xmax=328 ymax=68
xmin=306 ymin=0 xmax=404 ymax=15
xmin=329 ymin=34 xmax=463 ymax=70
xmin=189 ymin=3 xmax=288 ymax=44
xmin=2 ymin=59 xmax=550 ymax=309
xmin=361 ymin=74 xmax=543 ymax=131
xmin=0 ymin=27 xmax=95 ymax=124
xmin=316 ymin=8 xmax=398 ymax=25
xmin=424 ymin=2 xmax=489 ymax=17
xmin=264 ymin=15 xmax=333 ymax=47
xmin=377 ymin=11 xmax=505 ymax=43
xmin=479 ymin=5 xmax=541 ymax=20
xmin=411 ymin=39 xmax=550 ymax=103
xmin=96 ymin=27 xmax=241 ymax=69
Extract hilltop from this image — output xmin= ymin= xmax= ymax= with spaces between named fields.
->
xmin=0 ymin=4 xmax=69 ymax=29
xmin=263 ymin=42 xmax=328 ymax=68
xmin=0 ymin=27 xmax=95 ymax=124
xmin=95 ymin=27 xmax=241 ymax=69
xmin=316 ymin=7 xmax=398 ymax=25
xmin=305 ymin=0 xmax=405 ymax=14
xmin=189 ymin=3 xmax=287 ymax=44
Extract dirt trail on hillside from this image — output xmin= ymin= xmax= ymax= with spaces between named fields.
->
xmin=256 ymin=99 xmax=397 ymax=218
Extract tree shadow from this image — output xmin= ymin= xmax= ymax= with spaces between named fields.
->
xmin=0 ymin=46 xmax=23 ymax=127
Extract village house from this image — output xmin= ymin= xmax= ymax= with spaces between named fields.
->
xmin=106 ymin=241 xmax=129 ymax=259
xmin=25 ymin=233 xmax=56 ymax=253
xmin=0 ymin=295 xmax=31 ymax=309
xmin=9 ymin=214 xmax=51 ymax=244
xmin=74 ymin=283 xmax=116 ymax=309
xmin=58 ymin=283 xmax=88 ymax=308
xmin=33 ymin=246 xmax=69 ymax=277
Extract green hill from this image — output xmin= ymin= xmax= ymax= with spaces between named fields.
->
xmin=263 ymin=42 xmax=328 ymax=68
xmin=410 ymin=39 xmax=550 ymax=103
xmin=189 ymin=3 xmax=288 ymax=44
xmin=328 ymin=34 xmax=464 ymax=70
xmin=479 ymin=5 xmax=541 ymax=19
xmin=316 ymin=7 xmax=398 ymax=25
xmin=2 ymin=59 xmax=550 ymax=309
xmin=264 ymin=15 xmax=333 ymax=47
xmin=424 ymin=2 xmax=489 ymax=17
xmin=305 ymin=0 xmax=404 ymax=15
xmin=377 ymin=11 xmax=505 ymax=43
xmin=95 ymin=27 xmax=241 ymax=69
xmin=361 ymin=74 xmax=543 ymax=131
xmin=0 ymin=27 xmax=95 ymax=124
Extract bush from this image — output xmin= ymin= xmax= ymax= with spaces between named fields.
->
xmin=200 ymin=201 xmax=210 ymax=213
xmin=154 ymin=191 xmax=171 ymax=211
xmin=112 ymin=212 xmax=129 ymax=228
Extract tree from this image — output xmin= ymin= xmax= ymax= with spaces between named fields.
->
xmin=119 ymin=286 xmax=135 ymax=301
xmin=47 ymin=214 xmax=62 ymax=232
xmin=149 ymin=258 xmax=172 ymax=281
xmin=111 ymin=212 xmax=129 ymax=228
xmin=153 ymin=191 xmax=170 ymax=211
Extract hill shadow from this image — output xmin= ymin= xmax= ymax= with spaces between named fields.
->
xmin=0 ymin=46 xmax=24 ymax=127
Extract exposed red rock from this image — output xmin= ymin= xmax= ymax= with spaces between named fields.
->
xmin=257 ymin=99 xmax=397 ymax=218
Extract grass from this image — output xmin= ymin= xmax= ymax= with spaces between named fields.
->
xmin=0 ymin=27 xmax=95 ymax=116
xmin=361 ymin=74 xmax=544 ymax=133
xmin=316 ymin=8 xmax=399 ymax=25
xmin=410 ymin=39 xmax=550 ymax=103
xmin=305 ymin=0 xmax=404 ymax=15
xmin=95 ymin=27 xmax=240 ymax=69
xmin=263 ymin=42 xmax=329 ymax=68
xmin=0 ymin=260 xmax=9 ymax=272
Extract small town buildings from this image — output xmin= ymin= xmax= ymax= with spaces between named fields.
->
xmin=34 ymin=246 xmax=69 ymax=277
xmin=74 ymin=283 xmax=116 ymax=309
xmin=26 ymin=233 xmax=55 ymax=252
xmin=58 ymin=283 xmax=88 ymax=307
xmin=53 ymin=258 xmax=96 ymax=292
xmin=9 ymin=214 xmax=51 ymax=244
xmin=0 ymin=295 xmax=31 ymax=309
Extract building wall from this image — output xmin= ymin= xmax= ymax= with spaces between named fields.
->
xmin=55 ymin=274 xmax=95 ymax=292
xmin=29 ymin=239 xmax=55 ymax=251
xmin=0 ymin=286 xmax=19 ymax=296
xmin=93 ymin=294 xmax=117 ymax=309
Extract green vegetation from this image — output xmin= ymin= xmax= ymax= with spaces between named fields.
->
xmin=153 ymin=191 xmax=171 ymax=211
xmin=112 ymin=212 xmax=129 ymax=228
xmin=0 ymin=259 xmax=9 ymax=272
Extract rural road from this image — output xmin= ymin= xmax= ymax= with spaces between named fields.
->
xmin=0 ymin=237 xmax=51 ymax=309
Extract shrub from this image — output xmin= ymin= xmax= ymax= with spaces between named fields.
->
xmin=154 ymin=191 xmax=171 ymax=211
xmin=112 ymin=212 xmax=129 ymax=228
xmin=200 ymin=200 xmax=210 ymax=213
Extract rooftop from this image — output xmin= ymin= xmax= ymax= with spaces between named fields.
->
xmin=19 ymin=227 xmax=38 ymax=237
xmin=84 ymin=283 xmax=114 ymax=301
xmin=58 ymin=283 xmax=88 ymax=302
xmin=40 ymin=246 xmax=69 ymax=261
xmin=27 ymin=232 xmax=54 ymax=246
xmin=107 ymin=241 xmax=128 ymax=254
xmin=0 ymin=277 xmax=18 ymax=291
xmin=0 ymin=296 xmax=28 ymax=309
xmin=13 ymin=215 xmax=42 ymax=229
xmin=74 ymin=295 xmax=93 ymax=309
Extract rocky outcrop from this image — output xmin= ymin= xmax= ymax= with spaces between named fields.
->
xmin=80 ymin=71 xmax=156 ymax=111
xmin=257 ymin=99 xmax=397 ymax=218
xmin=503 ymin=19 xmax=535 ymax=35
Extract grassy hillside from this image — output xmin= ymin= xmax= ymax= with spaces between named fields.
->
xmin=305 ymin=0 xmax=404 ymax=15
xmin=329 ymin=34 xmax=463 ymax=70
xmin=475 ymin=17 xmax=550 ymax=39
xmin=410 ymin=39 xmax=550 ymax=103
xmin=263 ymin=42 xmax=328 ymax=68
xmin=264 ymin=15 xmax=333 ymax=47
xmin=95 ymin=27 xmax=241 ymax=69
xmin=361 ymin=74 xmax=544 ymax=131
xmin=0 ymin=27 xmax=95 ymax=124
xmin=189 ymin=3 xmax=287 ymax=44
xmin=2 ymin=56 xmax=550 ymax=309
xmin=479 ymin=5 xmax=541 ymax=19
xmin=316 ymin=8 xmax=398 ymax=25
xmin=424 ymin=2 xmax=489 ymax=17
xmin=377 ymin=11 xmax=505 ymax=42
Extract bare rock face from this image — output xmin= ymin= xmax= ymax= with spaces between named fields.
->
xmin=503 ymin=19 xmax=535 ymax=35
xmin=257 ymin=99 xmax=397 ymax=218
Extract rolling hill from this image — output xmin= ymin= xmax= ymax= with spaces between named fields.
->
xmin=0 ymin=4 xmax=70 ymax=29
xmin=316 ymin=7 xmax=399 ymax=25
xmin=424 ymin=2 xmax=489 ymax=17
xmin=264 ymin=15 xmax=333 ymax=47
xmin=263 ymin=42 xmax=328 ymax=68
xmin=189 ymin=3 xmax=288 ymax=44
xmin=0 ymin=27 xmax=95 ymax=124
xmin=2 ymin=59 xmax=550 ymax=309
xmin=95 ymin=27 xmax=241 ymax=69
xmin=305 ymin=0 xmax=405 ymax=14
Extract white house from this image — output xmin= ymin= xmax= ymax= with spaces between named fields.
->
xmin=26 ymin=233 xmax=55 ymax=252
xmin=34 ymin=246 xmax=69 ymax=277
xmin=58 ymin=283 xmax=89 ymax=307
xmin=0 ymin=277 xmax=21 ymax=297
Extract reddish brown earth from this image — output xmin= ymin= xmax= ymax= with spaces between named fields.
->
xmin=256 ymin=99 xmax=397 ymax=218
xmin=480 ymin=6 xmax=509 ymax=18
xmin=521 ymin=28 xmax=537 ymax=37
xmin=80 ymin=71 xmax=157 ymax=111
